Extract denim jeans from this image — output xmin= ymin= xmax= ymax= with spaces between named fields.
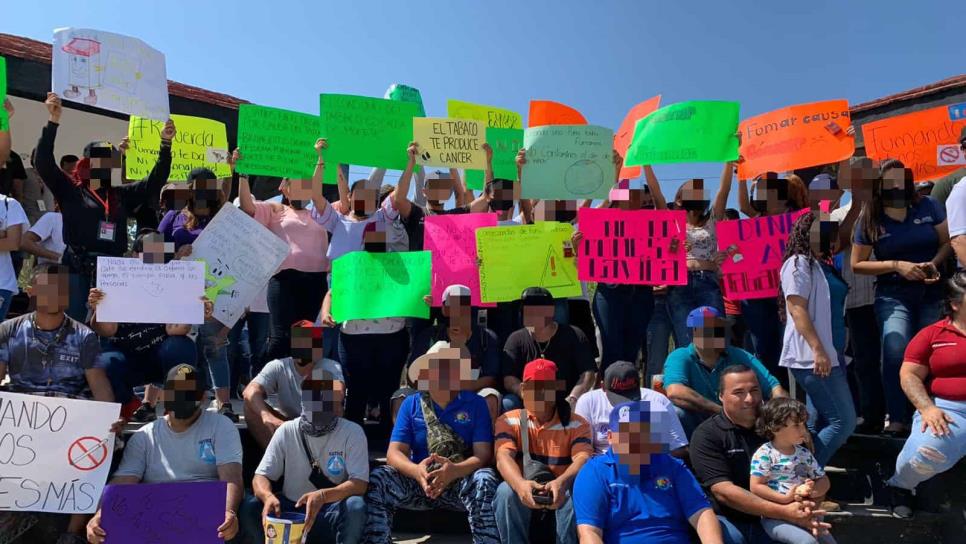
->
xmin=790 ymin=365 xmax=857 ymax=466
xmin=228 ymin=312 xmax=270 ymax=389
xmin=761 ymin=517 xmax=836 ymax=544
xmin=592 ymin=284 xmax=654 ymax=374
xmin=845 ymin=304 xmax=883 ymax=427
xmin=718 ymin=515 xmax=777 ymax=544
xmin=0 ymin=289 xmax=13 ymax=321
xmin=646 ymin=294 xmax=673 ymax=388
xmin=239 ymin=494 xmax=366 ymax=544
xmin=266 ymin=269 xmax=327 ymax=361
xmin=740 ymin=297 xmax=786 ymax=389
xmin=197 ymin=318 xmax=230 ymax=390
xmin=887 ymin=397 xmax=966 ymax=491
xmin=667 ymin=270 xmax=725 ymax=346
xmin=338 ymin=329 xmax=409 ymax=438
xmin=874 ymin=283 xmax=943 ymax=425
xmin=102 ymin=335 xmax=198 ymax=405
xmin=494 ymin=481 xmax=577 ymax=544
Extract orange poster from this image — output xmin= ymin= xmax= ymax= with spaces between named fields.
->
xmin=861 ymin=104 xmax=966 ymax=182
xmin=614 ymin=95 xmax=662 ymax=179
xmin=737 ymin=100 xmax=854 ymax=180
xmin=529 ymin=100 xmax=587 ymax=128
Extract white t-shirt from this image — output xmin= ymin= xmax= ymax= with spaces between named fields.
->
xmin=28 ymin=212 xmax=65 ymax=265
xmin=0 ymin=196 xmax=28 ymax=293
xmin=256 ymin=418 xmax=369 ymax=502
xmin=573 ymin=388 xmax=688 ymax=454
xmin=779 ymin=255 xmax=837 ymax=369
xmin=946 ymin=177 xmax=966 ymax=266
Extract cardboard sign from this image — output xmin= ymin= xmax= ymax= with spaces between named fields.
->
xmin=862 ymin=103 xmax=966 ymax=181
xmin=522 ymin=125 xmax=615 ymax=200
xmin=614 ymin=95 xmax=662 ymax=179
xmin=465 ymin=127 xmax=524 ymax=190
xmin=0 ymin=55 xmax=7 ymax=131
xmin=476 ymin=222 xmax=581 ymax=302
xmin=576 ymin=208 xmax=687 ymax=285
xmin=330 ymin=251 xmax=432 ymax=322
xmin=319 ymin=94 xmax=421 ymax=173
xmin=236 ymin=104 xmax=319 ymax=179
xmin=52 ymin=28 xmax=169 ymax=121
xmin=738 ymin=100 xmax=854 ymax=179
xmin=0 ymin=392 xmax=119 ymax=513
xmin=385 ymin=83 xmax=426 ymax=117
xmin=447 ymin=99 xmax=523 ymax=129
xmin=413 ymin=117 xmax=487 ymax=170
xmin=100 ymin=481 xmax=226 ymax=543
xmin=425 ymin=213 xmax=498 ymax=307
xmin=529 ymin=100 xmax=587 ymax=127
xmin=127 ymin=114 xmax=231 ymax=181
xmin=625 ymin=101 xmax=740 ymax=166
xmin=96 ymin=257 xmax=205 ymax=324
xmin=716 ymin=209 xmax=809 ymax=300
xmin=937 ymin=144 xmax=966 ymax=166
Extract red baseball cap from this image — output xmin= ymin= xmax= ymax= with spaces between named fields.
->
xmin=523 ymin=359 xmax=558 ymax=382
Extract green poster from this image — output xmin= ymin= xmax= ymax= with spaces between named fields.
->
xmin=465 ymin=127 xmax=524 ymax=190
xmin=386 ymin=83 xmax=426 ymax=117
xmin=236 ymin=104 xmax=319 ymax=179
xmin=476 ymin=222 xmax=581 ymax=303
xmin=330 ymin=251 xmax=432 ymax=322
xmin=520 ymin=124 xmax=615 ymax=200
xmin=624 ymin=100 xmax=740 ymax=166
xmin=0 ymin=56 xmax=7 ymax=131
xmin=319 ymin=94 xmax=420 ymax=175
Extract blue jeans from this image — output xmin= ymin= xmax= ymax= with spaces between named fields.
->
xmin=0 ymin=289 xmax=13 ymax=321
xmin=740 ymin=298 xmax=785 ymax=388
xmin=592 ymin=284 xmax=654 ymax=373
xmin=719 ymin=515 xmax=777 ymax=544
xmin=197 ymin=318 xmax=230 ymax=390
xmin=762 ymin=517 xmax=836 ymax=544
xmin=646 ymin=294 xmax=673 ymax=388
xmin=494 ymin=481 xmax=576 ymax=544
xmin=502 ymin=393 xmax=523 ymax=413
xmin=790 ymin=365 xmax=856 ymax=466
xmin=887 ymin=398 xmax=966 ymax=491
xmin=239 ymin=494 xmax=366 ymax=544
xmin=102 ymin=335 xmax=198 ymax=405
xmin=874 ymin=283 xmax=943 ymax=425
xmin=667 ymin=270 xmax=725 ymax=346
xmin=228 ymin=312 xmax=270 ymax=385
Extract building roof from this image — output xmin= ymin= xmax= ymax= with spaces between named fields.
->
xmin=0 ymin=32 xmax=249 ymax=110
xmin=851 ymin=74 xmax=966 ymax=114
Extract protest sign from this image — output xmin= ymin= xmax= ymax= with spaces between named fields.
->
xmin=413 ymin=117 xmax=487 ymax=170
xmin=625 ymin=101 xmax=740 ymax=166
xmin=52 ymin=28 xmax=169 ymax=120
xmin=738 ymin=100 xmax=854 ymax=179
xmin=319 ymin=94 xmax=421 ymax=174
xmin=95 ymin=257 xmax=205 ymax=324
xmin=190 ymin=203 xmax=290 ymax=328
xmin=463 ymin=127 xmax=525 ymax=189
xmin=0 ymin=392 xmax=119 ymax=513
xmin=521 ymin=125 xmax=615 ymax=200
xmin=614 ymin=95 xmax=662 ymax=179
xmin=100 ymin=481 xmax=226 ymax=544
xmin=937 ymin=144 xmax=966 ymax=166
xmin=716 ymin=209 xmax=809 ymax=300
xmin=529 ymin=100 xmax=587 ymax=127
xmin=126 ymin=114 xmax=231 ymax=181
xmin=330 ymin=251 xmax=432 ymax=322
xmin=385 ymin=83 xmax=426 ymax=117
xmin=861 ymin=103 xmax=966 ymax=182
xmin=476 ymin=222 xmax=581 ymax=302
xmin=576 ymin=208 xmax=687 ymax=285
xmin=425 ymin=213 xmax=498 ymax=307
xmin=236 ymin=104 xmax=319 ymax=179
xmin=0 ymin=56 xmax=7 ymax=131
xmin=447 ymin=99 xmax=523 ymax=129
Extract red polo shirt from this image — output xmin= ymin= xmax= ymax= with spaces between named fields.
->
xmin=904 ymin=319 xmax=966 ymax=400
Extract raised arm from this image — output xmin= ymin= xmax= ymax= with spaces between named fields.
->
xmin=118 ymin=120 xmax=174 ymax=213
xmin=451 ymin=168 xmax=471 ymax=207
xmin=393 ymin=142 xmax=418 ymax=219
xmin=0 ymin=99 xmax=10 ymax=165
xmin=643 ymin=165 xmax=667 ymax=210
xmin=310 ymin=139 xmax=331 ymax=213
xmin=468 ymin=144 xmax=494 ymax=213
xmin=34 ymin=94 xmax=76 ymax=203
xmin=738 ymin=179 xmax=756 ymax=218
xmin=230 ymin=149 xmax=257 ymax=216
xmin=713 ymin=161 xmax=735 ymax=220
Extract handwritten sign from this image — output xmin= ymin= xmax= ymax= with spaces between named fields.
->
xmin=319 ymin=94 xmax=421 ymax=173
xmin=413 ymin=118 xmax=487 ymax=170
xmin=465 ymin=127 xmax=525 ymax=190
xmin=52 ymin=28 xmax=169 ymax=121
xmin=447 ymin=99 xmax=523 ymax=129
xmin=95 ymin=257 xmax=205 ymax=324
xmin=625 ymin=101 xmax=740 ymax=166
xmin=100 ymin=481 xmax=226 ymax=544
xmin=614 ymin=95 xmax=662 ymax=179
xmin=386 ymin=83 xmax=426 ymax=117
xmin=522 ymin=125 xmax=615 ymax=200
xmin=190 ymin=203 xmax=290 ymax=328
xmin=861 ymin=103 xmax=966 ymax=182
xmin=716 ymin=210 xmax=808 ymax=300
xmin=330 ymin=251 xmax=432 ymax=322
xmin=425 ymin=213 xmax=498 ymax=307
xmin=576 ymin=208 xmax=687 ymax=285
xmin=236 ymin=104 xmax=319 ymax=179
xmin=0 ymin=392 xmax=119 ymax=513
xmin=529 ymin=100 xmax=587 ymax=127
xmin=476 ymin=222 xmax=581 ymax=302
xmin=0 ymin=56 xmax=7 ymax=131
xmin=738 ymin=100 xmax=854 ymax=179
xmin=127 ymin=114 xmax=231 ymax=181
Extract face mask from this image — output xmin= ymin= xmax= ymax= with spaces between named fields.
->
xmin=290 ymin=199 xmax=306 ymax=210
xmin=489 ymin=199 xmax=514 ymax=212
xmin=881 ymin=188 xmax=910 ymax=209
xmin=751 ymin=199 xmax=768 ymax=213
xmin=681 ymin=200 xmax=709 ymax=212
xmin=166 ymin=390 xmax=202 ymax=420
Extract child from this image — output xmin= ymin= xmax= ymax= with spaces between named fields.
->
xmin=750 ymin=397 xmax=836 ymax=544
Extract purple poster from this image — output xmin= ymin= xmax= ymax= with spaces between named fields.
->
xmin=100 ymin=481 xmax=227 ymax=543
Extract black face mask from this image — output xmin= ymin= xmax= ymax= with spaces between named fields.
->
xmin=166 ymin=390 xmax=202 ymax=420
xmin=489 ymin=199 xmax=514 ymax=212
xmin=881 ymin=188 xmax=911 ymax=209
xmin=290 ymin=199 xmax=307 ymax=210
xmin=556 ymin=210 xmax=577 ymax=224
xmin=681 ymin=200 xmax=710 ymax=212
xmin=751 ymin=200 xmax=768 ymax=213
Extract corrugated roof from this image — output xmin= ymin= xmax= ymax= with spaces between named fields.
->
xmin=0 ymin=32 xmax=249 ymax=110
xmin=851 ymin=74 xmax=966 ymax=114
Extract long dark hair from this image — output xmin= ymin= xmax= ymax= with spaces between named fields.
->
xmin=674 ymin=179 xmax=711 ymax=226
xmin=858 ymin=159 xmax=919 ymax=244
xmin=182 ymin=168 xmax=224 ymax=231
xmin=777 ymin=211 xmax=845 ymax=320
xmin=943 ymin=271 xmax=966 ymax=319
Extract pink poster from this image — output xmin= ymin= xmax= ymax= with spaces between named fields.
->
xmin=716 ymin=209 xmax=809 ymax=300
xmin=425 ymin=213 xmax=498 ymax=307
xmin=577 ymin=208 xmax=687 ymax=285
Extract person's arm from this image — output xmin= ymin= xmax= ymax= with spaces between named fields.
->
xmin=750 ymin=474 xmax=794 ymax=504
xmin=20 ymin=231 xmax=62 ymax=262
xmin=953 ymin=235 xmax=966 ymax=268
xmin=811 ymin=475 xmax=831 ymax=499
xmin=85 ymin=368 xmax=115 ymax=403
xmin=690 ymin=508 xmax=724 ymax=544
xmin=785 ymin=294 xmax=832 ymax=377
xmin=235 ymin=165 xmax=257 ymax=217
xmin=216 ymin=462 xmax=243 ymax=541
xmin=86 ymin=288 xmax=118 ymax=337
xmin=568 ymin=370 xmax=596 ymax=401
xmin=836 ymin=202 xmax=862 ymax=252
xmin=0 ymin=100 xmax=11 ymax=165
xmin=309 ymin=139 xmax=331 ymax=214
xmin=551 ymin=450 xmax=590 ymax=493
xmin=503 ymin=375 xmax=522 ymax=398
xmin=393 ymin=143 xmax=419 ymax=219
xmin=665 ymin=384 xmax=722 ymax=414
xmin=495 ymin=445 xmax=528 ymax=493
xmin=771 ymin=385 xmax=788 ymax=398
xmin=710 ymin=481 xmax=803 ymax=522
xmin=713 ymin=161 xmax=735 ymax=220
xmin=643 ymin=165 xmax=667 ymax=210
xmin=118 ymin=120 xmax=174 ymax=212
xmin=737 ymin=179 xmax=756 ymax=218
xmin=451 ymin=168 xmax=471 ymax=208
xmin=252 ymin=474 xmax=281 ymax=520
xmin=0 ymin=223 xmax=22 ymax=252
xmin=929 ymin=221 xmax=952 ymax=270
xmin=851 ymin=243 xmax=926 ymax=279
xmin=34 ymin=94 xmax=76 ymax=204
xmin=242 ymin=382 xmax=286 ymax=430
xmin=577 ymin=526 xmax=604 ymax=544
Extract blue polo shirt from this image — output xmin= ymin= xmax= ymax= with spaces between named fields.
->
xmin=663 ymin=344 xmax=780 ymax=404
xmin=390 ymin=391 xmax=493 ymax=463
xmin=853 ymin=196 xmax=945 ymax=287
xmin=574 ymin=450 xmax=710 ymax=544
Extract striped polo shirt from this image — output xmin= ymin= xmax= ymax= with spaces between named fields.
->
xmin=495 ymin=409 xmax=593 ymax=477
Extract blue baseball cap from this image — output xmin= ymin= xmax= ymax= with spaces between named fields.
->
xmin=686 ymin=306 xmax=722 ymax=328
xmin=609 ymin=401 xmax=653 ymax=432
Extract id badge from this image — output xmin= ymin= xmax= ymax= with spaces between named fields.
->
xmin=37 ymin=200 xmax=47 ymax=212
xmin=98 ymin=221 xmax=116 ymax=242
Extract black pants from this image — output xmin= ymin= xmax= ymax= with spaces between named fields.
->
xmin=846 ymin=304 xmax=884 ymax=428
xmin=266 ymin=269 xmax=327 ymax=361
xmin=339 ymin=328 xmax=409 ymax=441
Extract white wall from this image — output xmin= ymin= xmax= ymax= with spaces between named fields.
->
xmin=7 ymin=95 xmax=128 ymax=163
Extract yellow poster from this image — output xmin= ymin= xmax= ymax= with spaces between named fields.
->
xmin=126 ymin=114 xmax=232 ymax=181
xmin=413 ymin=117 xmax=487 ymax=170
xmin=447 ymin=99 xmax=523 ymax=129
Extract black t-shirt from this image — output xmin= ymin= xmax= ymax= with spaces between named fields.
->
xmin=110 ymin=323 xmax=169 ymax=356
xmin=501 ymin=324 xmax=596 ymax=391
xmin=689 ymin=413 xmax=766 ymax=525
xmin=0 ymin=152 xmax=27 ymax=196
xmin=401 ymin=204 xmax=470 ymax=251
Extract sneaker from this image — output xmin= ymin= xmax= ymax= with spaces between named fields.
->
xmin=889 ymin=486 xmax=914 ymax=519
xmin=130 ymin=402 xmax=157 ymax=423
xmin=218 ymin=403 xmax=240 ymax=423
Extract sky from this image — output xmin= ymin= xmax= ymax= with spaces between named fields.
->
xmin=5 ymin=0 xmax=962 ymax=208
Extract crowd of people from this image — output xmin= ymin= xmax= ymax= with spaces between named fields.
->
xmin=0 ymin=90 xmax=965 ymax=544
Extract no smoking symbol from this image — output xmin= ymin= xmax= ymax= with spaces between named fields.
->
xmin=68 ymin=436 xmax=108 ymax=471
xmin=940 ymin=146 xmax=960 ymax=164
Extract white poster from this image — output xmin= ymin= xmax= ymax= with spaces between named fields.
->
xmin=0 ymin=392 xmax=120 ymax=513
xmin=191 ymin=203 xmax=290 ymax=328
xmin=52 ymin=27 xmax=169 ymax=121
xmin=95 ymin=257 xmax=205 ymax=325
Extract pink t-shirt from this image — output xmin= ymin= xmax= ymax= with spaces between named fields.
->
xmin=253 ymin=202 xmax=330 ymax=273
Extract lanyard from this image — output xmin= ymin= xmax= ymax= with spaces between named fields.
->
xmin=88 ymin=187 xmax=110 ymax=219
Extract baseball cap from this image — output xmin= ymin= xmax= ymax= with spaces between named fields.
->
xmin=442 ymin=284 xmax=472 ymax=304
xmin=165 ymin=364 xmax=205 ymax=391
xmin=609 ymin=401 xmax=653 ymax=432
xmin=686 ymin=306 xmax=722 ymax=327
xmin=520 ymin=286 xmax=554 ymax=306
xmin=522 ymin=358 xmax=558 ymax=382
xmin=603 ymin=361 xmax=642 ymax=404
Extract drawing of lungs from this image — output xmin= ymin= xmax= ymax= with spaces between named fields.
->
xmin=564 ymin=160 xmax=604 ymax=196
